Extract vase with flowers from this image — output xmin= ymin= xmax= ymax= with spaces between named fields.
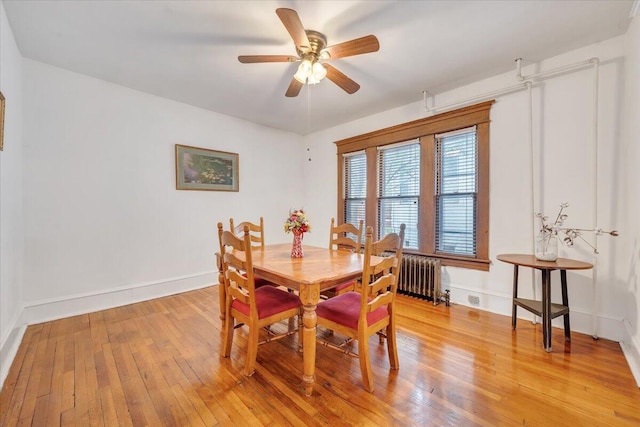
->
xmin=284 ymin=209 xmax=311 ymax=258
xmin=535 ymin=202 xmax=618 ymax=261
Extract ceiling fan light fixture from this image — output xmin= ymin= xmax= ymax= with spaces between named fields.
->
xmin=312 ymin=62 xmax=327 ymax=81
xmin=294 ymin=58 xmax=313 ymax=83
xmin=294 ymin=58 xmax=327 ymax=84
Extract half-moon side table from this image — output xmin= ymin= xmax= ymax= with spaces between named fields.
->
xmin=497 ymin=254 xmax=593 ymax=352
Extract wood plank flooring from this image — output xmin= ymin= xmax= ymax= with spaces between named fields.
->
xmin=1 ymin=286 xmax=639 ymax=426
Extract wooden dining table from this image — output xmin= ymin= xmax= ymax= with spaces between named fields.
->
xmin=218 ymin=243 xmax=381 ymax=396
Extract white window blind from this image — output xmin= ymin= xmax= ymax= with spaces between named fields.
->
xmin=377 ymin=141 xmax=420 ymax=249
xmin=343 ymin=152 xmax=366 ymax=238
xmin=435 ymin=127 xmax=477 ymax=256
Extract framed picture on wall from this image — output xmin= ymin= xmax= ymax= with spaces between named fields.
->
xmin=0 ymin=91 xmax=5 ymax=151
xmin=175 ymin=144 xmax=239 ymax=191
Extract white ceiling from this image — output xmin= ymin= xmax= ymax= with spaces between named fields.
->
xmin=3 ymin=0 xmax=634 ymax=135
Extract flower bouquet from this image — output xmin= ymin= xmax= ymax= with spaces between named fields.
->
xmin=284 ymin=209 xmax=311 ymax=234
xmin=284 ymin=209 xmax=311 ymax=257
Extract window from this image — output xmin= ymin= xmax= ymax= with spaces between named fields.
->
xmin=435 ymin=128 xmax=477 ymax=256
xmin=343 ymin=151 xmax=366 ymax=239
xmin=378 ymin=142 xmax=420 ymax=250
xmin=335 ymin=101 xmax=492 ymax=271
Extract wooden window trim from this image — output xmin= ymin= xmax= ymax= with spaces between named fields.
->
xmin=336 ymin=101 xmax=494 ymax=154
xmin=335 ymin=100 xmax=493 ymax=271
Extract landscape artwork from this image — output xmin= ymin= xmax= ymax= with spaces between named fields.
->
xmin=175 ymin=144 xmax=239 ymax=191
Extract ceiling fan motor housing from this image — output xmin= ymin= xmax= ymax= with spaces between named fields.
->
xmin=297 ymin=30 xmax=328 ymax=59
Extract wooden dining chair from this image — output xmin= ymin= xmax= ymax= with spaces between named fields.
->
xmin=329 ymin=218 xmax=364 ymax=295
xmin=369 ymin=223 xmax=405 ymax=343
xmin=216 ymin=217 xmax=272 ymax=319
xmin=230 ymin=217 xmax=264 ymax=249
xmin=229 ymin=217 xmax=275 ymax=288
xmin=316 ymin=226 xmax=402 ymax=393
xmin=329 ymin=217 xmax=363 ymax=252
xmin=371 ymin=223 xmax=405 ymax=268
xmin=218 ymin=223 xmax=302 ymax=376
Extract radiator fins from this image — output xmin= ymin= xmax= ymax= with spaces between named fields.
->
xmin=396 ymin=255 xmax=442 ymax=305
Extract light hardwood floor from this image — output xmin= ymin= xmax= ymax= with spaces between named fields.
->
xmin=1 ymin=286 xmax=639 ymax=426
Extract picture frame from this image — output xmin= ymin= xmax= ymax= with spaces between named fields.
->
xmin=0 ymin=91 xmax=5 ymax=151
xmin=175 ymin=144 xmax=239 ymax=191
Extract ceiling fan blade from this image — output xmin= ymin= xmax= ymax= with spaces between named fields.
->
xmin=323 ymin=35 xmax=379 ymax=60
xmin=323 ymin=64 xmax=360 ymax=94
xmin=238 ymin=55 xmax=297 ymax=63
xmin=276 ymin=8 xmax=311 ymax=52
xmin=285 ymin=78 xmax=303 ymax=97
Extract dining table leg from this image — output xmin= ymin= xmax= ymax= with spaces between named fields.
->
xmin=299 ymin=283 xmax=320 ymax=397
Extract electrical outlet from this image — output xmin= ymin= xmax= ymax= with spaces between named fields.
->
xmin=468 ymin=295 xmax=480 ymax=305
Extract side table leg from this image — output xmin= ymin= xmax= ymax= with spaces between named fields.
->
xmin=542 ymin=270 xmax=552 ymax=352
xmin=561 ymin=269 xmax=571 ymax=341
xmin=512 ymin=265 xmax=519 ymax=329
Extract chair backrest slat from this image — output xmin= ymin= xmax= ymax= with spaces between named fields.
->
xmin=367 ymin=285 xmax=394 ymax=312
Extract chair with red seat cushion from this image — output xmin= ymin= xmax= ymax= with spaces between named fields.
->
xmin=333 ymin=221 xmax=406 ymax=296
xmin=328 ymin=218 xmax=364 ymax=295
xmin=218 ymin=222 xmax=302 ymax=376
xmin=215 ymin=217 xmax=273 ymax=319
xmin=230 ymin=217 xmax=276 ymax=288
xmin=316 ymin=225 xmax=403 ymax=393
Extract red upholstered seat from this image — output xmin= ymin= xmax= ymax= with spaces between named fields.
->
xmin=248 ymin=275 xmax=275 ymax=288
xmin=333 ymin=279 xmax=356 ymax=294
xmin=232 ymin=285 xmax=301 ymax=319
xmin=316 ymin=291 xmax=388 ymax=330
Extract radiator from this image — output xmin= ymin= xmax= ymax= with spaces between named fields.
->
xmin=396 ymin=254 xmax=443 ymax=305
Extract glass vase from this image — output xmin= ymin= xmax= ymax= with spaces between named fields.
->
xmin=291 ymin=229 xmax=304 ymax=258
xmin=535 ymin=231 xmax=558 ymax=261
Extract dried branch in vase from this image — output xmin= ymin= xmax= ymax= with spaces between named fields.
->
xmin=535 ymin=202 xmax=618 ymax=255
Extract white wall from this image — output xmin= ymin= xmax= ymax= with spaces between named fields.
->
xmin=19 ymin=59 xmax=305 ymax=324
xmin=302 ymin=36 xmax=629 ymax=345
xmin=0 ymin=2 xmax=25 ymax=387
xmin=621 ymin=12 xmax=640 ymax=385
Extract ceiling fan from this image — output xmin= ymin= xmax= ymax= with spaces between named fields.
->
xmin=238 ymin=8 xmax=379 ymax=97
